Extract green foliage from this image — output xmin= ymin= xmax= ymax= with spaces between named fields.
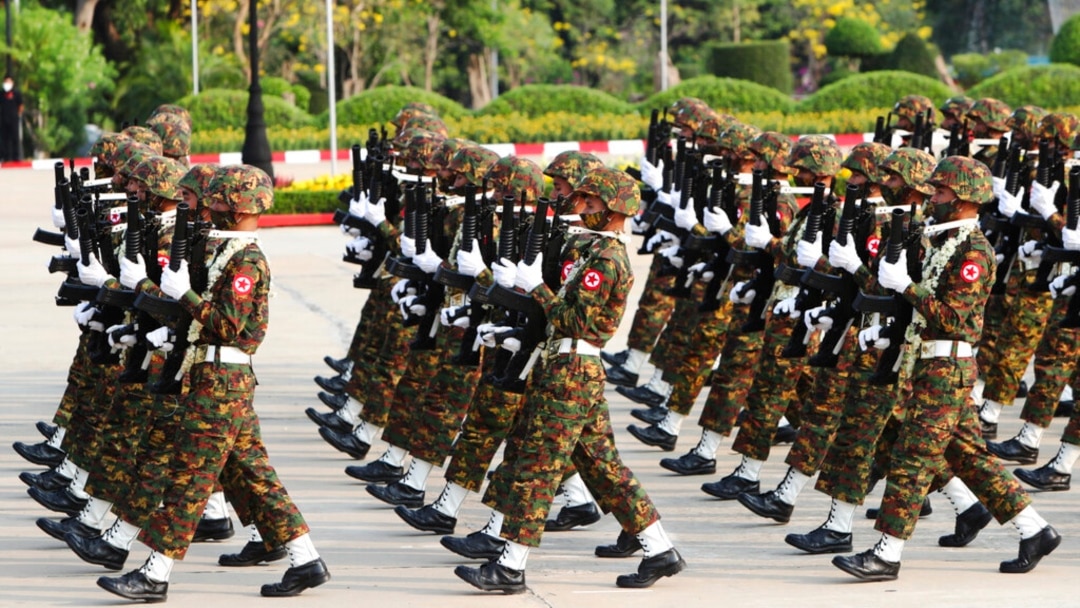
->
xmin=637 ymin=76 xmax=797 ymax=113
xmin=819 ymin=66 xmax=857 ymax=88
xmin=951 ymin=50 xmax=1028 ymax=89
xmin=272 ymin=190 xmax=340 ymax=214
xmin=798 ymin=70 xmax=953 ymax=112
xmin=889 ymin=33 xmax=938 ymax=78
xmin=824 ymin=17 xmax=884 ymax=58
xmin=112 ymin=22 xmax=194 ymax=127
xmin=0 ymin=5 xmax=116 ymax=157
xmin=475 ymin=85 xmax=635 ymax=117
xmin=322 ymin=86 xmax=469 ymax=127
xmin=966 ymin=64 xmax=1080 ymax=109
xmin=175 ymin=88 xmax=315 ymax=131
xmin=707 ymin=40 xmax=794 ymax=94
xmin=260 ymin=76 xmax=312 ymax=111
xmin=1050 ymin=13 xmax=1080 ymax=66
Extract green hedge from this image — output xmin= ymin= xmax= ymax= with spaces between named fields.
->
xmin=273 ymin=190 xmax=340 ymax=214
xmin=951 ymin=51 xmax=1027 ymax=89
xmin=707 ymin=40 xmax=794 ymax=94
xmin=176 ymin=88 xmax=315 ymax=130
xmin=261 ymin=76 xmax=313 ymax=112
xmin=475 ymin=85 xmax=636 ymax=117
xmin=1050 ymin=13 xmax=1080 ymax=66
xmin=318 ymin=85 xmax=469 ymax=127
xmin=966 ymin=64 xmax=1080 ymax=108
xmin=637 ymin=75 xmax=797 ymax=113
xmin=797 ymin=70 xmax=953 ymax=112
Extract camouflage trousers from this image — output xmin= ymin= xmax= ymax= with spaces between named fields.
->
xmin=1020 ymin=300 xmax=1080 ymax=428
xmin=664 ymin=297 xmax=733 ymax=416
xmin=380 ymin=344 xmax=443 ymax=448
xmin=53 ymin=331 xmax=95 ymax=428
xmin=697 ymin=303 xmax=764 ymax=435
xmin=141 ymin=362 xmax=308 ymax=559
xmin=348 ymin=279 xmax=415 ymax=427
xmin=731 ymin=309 xmax=805 ymax=461
xmin=974 ymin=270 xmax=1023 ymax=359
xmin=82 ymin=381 xmax=156 ymax=504
xmin=63 ymin=354 xmax=122 ymax=472
xmin=484 ymin=354 xmax=658 ymax=548
xmin=875 ymin=358 xmax=1031 ymax=539
xmin=626 ymin=254 xmax=675 ymax=353
xmin=982 ymin=284 xmax=1054 ymax=404
xmin=1064 ymin=398 xmax=1080 ymax=445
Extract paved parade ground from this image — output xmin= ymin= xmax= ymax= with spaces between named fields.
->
xmin=1 ymin=162 xmax=1078 ymax=607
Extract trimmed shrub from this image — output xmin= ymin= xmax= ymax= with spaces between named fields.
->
xmin=952 ymin=51 xmax=1028 ymax=89
xmin=320 ymin=85 xmax=469 ymax=127
xmin=1050 ymin=13 xmax=1080 ymax=66
xmin=259 ymin=76 xmax=313 ymax=111
xmin=966 ymin=64 xmax=1080 ymax=108
xmin=475 ymin=85 xmax=635 ymax=117
xmin=272 ymin=189 xmax=341 ymax=214
xmin=176 ymin=88 xmax=315 ymax=130
xmin=637 ymin=76 xmax=797 ymax=113
xmin=798 ymin=70 xmax=953 ymax=112
xmin=707 ymin=40 xmax=794 ymax=94
xmin=890 ymin=33 xmax=938 ymax=78
xmin=825 ymin=17 xmax=884 ymax=59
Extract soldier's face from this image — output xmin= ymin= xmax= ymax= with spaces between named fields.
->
xmin=552 ymin=176 xmax=573 ymax=198
xmin=180 ymin=186 xmax=198 ymax=208
xmin=847 ymin=171 xmax=868 ymax=187
xmin=941 ymin=113 xmax=960 ymax=130
xmin=794 ymin=168 xmax=816 ymax=188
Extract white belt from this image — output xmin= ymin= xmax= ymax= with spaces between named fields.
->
xmin=201 ymin=345 xmax=252 ymax=364
xmin=555 ymin=338 xmax=601 ymax=357
xmin=919 ymin=340 xmax=973 ymax=359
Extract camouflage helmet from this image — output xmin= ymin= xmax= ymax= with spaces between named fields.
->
xmin=397 ymin=129 xmax=447 ymax=172
xmin=149 ymin=104 xmax=193 ymax=131
xmin=447 ymin=144 xmax=500 ymax=187
xmin=879 ymin=147 xmax=936 ymax=196
xmin=1007 ymin=105 xmax=1048 ymax=137
xmin=939 ymin=95 xmax=974 ymax=120
xmin=118 ymin=145 xmax=157 ymax=180
xmin=928 ymin=155 xmax=993 ymax=204
xmin=717 ymin=122 xmax=762 ymax=158
xmin=145 ymin=112 xmax=192 ymax=159
xmin=544 ymin=150 xmax=605 ymax=185
xmin=893 ymin=95 xmax=935 ymax=125
xmin=748 ymin=131 xmax=795 ymax=174
xmin=397 ymin=114 xmax=449 ymax=139
xmin=392 ymin=103 xmax=439 ymax=129
xmin=787 ymin=135 xmax=842 ymax=177
xmin=841 ymin=142 xmax=891 ymax=183
xmin=484 ymin=156 xmax=545 ymax=201
xmin=670 ymin=97 xmax=715 ymax=132
xmin=696 ymin=114 xmax=739 ymax=147
xmin=178 ymin=164 xmax=220 ymax=199
xmin=90 ymin=133 xmax=128 ymax=170
xmin=121 ymin=126 xmax=164 ymax=155
xmin=574 ymin=166 xmax=641 ymax=216
xmin=211 ymin=164 xmax=274 ymax=214
xmin=132 ymin=155 xmax=186 ymax=200
xmin=1038 ymin=112 xmax=1080 ymax=149
xmin=431 ymin=137 xmax=472 ymax=171
xmin=968 ymin=98 xmax=1012 ymax=132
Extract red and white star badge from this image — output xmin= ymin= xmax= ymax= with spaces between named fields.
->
xmin=233 ymin=274 xmax=254 ymax=295
xmin=157 ymin=254 xmax=170 ymax=269
xmin=960 ymin=261 xmax=981 ymax=283
xmin=109 ymin=208 xmax=123 ymax=225
xmin=582 ymin=269 xmax=603 ymax=291
xmin=866 ymin=236 xmax=881 ymax=257
xmin=561 ymin=260 xmax=574 ymax=282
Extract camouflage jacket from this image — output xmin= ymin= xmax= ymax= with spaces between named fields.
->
xmin=181 ymin=241 xmax=270 ymax=354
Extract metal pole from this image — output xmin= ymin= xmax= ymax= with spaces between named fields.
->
xmin=326 ymin=0 xmax=337 ymax=175
xmin=660 ymin=0 xmax=668 ymax=91
xmin=191 ymin=0 xmax=199 ymax=95
xmin=241 ymin=0 xmax=274 ymax=179
xmin=489 ymin=0 xmax=498 ymax=99
xmin=5 ymin=0 xmax=13 ymax=76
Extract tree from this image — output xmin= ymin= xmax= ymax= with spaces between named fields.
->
xmin=1050 ymin=13 xmax=1080 ymax=66
xmin=825 ymin=17 xmax=883 ymax=71
xmin=889 ymin=32 xmax=938 ymax=77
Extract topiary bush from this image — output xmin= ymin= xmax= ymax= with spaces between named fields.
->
xmin=707 ymin=40 xmax=794 ymax=94
xmin=475 ymin=85 xmax=635 ymax=117
xmin=320 ymin=85 xmax=469 ymax=127
xmin=966 ymin=64 xmax=1080 ymax=109
xmin=175 ymin=88 xmax=315 ymax=130
xmin=258 ymin=76 xmax=312 ymax=111
xmin=825 ymin=18 xmax=884 ymax=62
xmin=1050 ymin=13 xmax=1080 ymax=66
xmin=798 ymin=70 xmax=953 ymax=112
xmin=951 ymin=51 xmax=1028 ymax=89
xmin=638 ymin=76 xmax=797 ymax=113
xmin=889 ymin=33 xmax=938 ymax=78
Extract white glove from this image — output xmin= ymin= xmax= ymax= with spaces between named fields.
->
xmin=107 ymin=324 xmax=137 ymax=350
xmin=120 ymin=255 xmax=147 ymax=289
xmin=73 ymin=301 xmax=99 ymax=327
xmin=400 ymin=235 xmax=417 ymax=259
xmin=686 ymin=261 xmax=714 ymax=287
xmin=456 ymin=241 xmax=487 ymax=278
xmin=399 ymin=294 xmax=426 ymax=318
xmin=630 ymin=214 xmax=650 ymax=235
xmin=992 ymin=176 xmax=1008 ymax=203
xmin=804 ymin=304 xmax=833 ymax=332
xmin=515 ymin=254 xmax=545 ymax=293
xmin=414 ymin=244 xmax=443 ymax=274
xmin=440 ymin=304 xmax=472 ymax=328
xmin=660 ymin=244 xmax=684 ymax=269
xmin=1063 ymin=227 xmax=1080 ymax=251
xmin=858 ymin=324 xmax=891 ymax=351
xmin=1050 ymin=273 xmax=1077 ymax=299
xmin=145 ymin=325 xmax=174 ymax=352
xmin=492 ymin=257 xmax=516 ymax=288
xmin=340 ymin=223 xmax=362 ymax=237
xmin=390 ymin=278 xmax=416 ymax=303
xmin=363 ymin=196 xmax=387 ymax=227
xmin=772 ymin=295 xmax=801 ymax=318
xmin=996 ymin=186 xmax=1024 ymax=219
xmin=645 ymin=230 xmax=679 ymax=253
xmin=640 ymin=156 xmax=664 ymax=191
xmin=1018 ymin=239 xmax=1043 ymax=269
xmin=1030 ymin=181 xmax=1060 ymax=220
xmin=160 ymin=260 xmax=192 ymax=300
xmin=349 ymin=192 xmax=369 ymax=219
xmin=829 ymin=239 xmax=862 ymax=274
xmin=996 ymin=252 xmax=1005 ymax=265
xmin=796 ymin=234 xmax=823 ymax=268
xmin=52 ymin=207 xmax=66 ymax=230
xmin=878 ymin=254 xmax=913 ymax=293
xmin=743 ymin=218 xmax=772 ymax=249
xmin=656 ymin=190 xmax=674 ymax=208
xmin=703 ymin=207 xmax=732 ymax=235
xmin=64 ymin=235 xmax=81 ymax=259
xmin=502 ymin=335 xmax=522 ymax=353
xmin=477 ymin=323 xmax=500 ymax=348
xmin=77 ymin=256 xmax=111 ymax=288
xmin=346 ymin=236 xmax=373 ymax=261
xmin=730 ymin=280 xmax=756 ymax=305
xmin=674 ymin=201 xmax=698 ymax=231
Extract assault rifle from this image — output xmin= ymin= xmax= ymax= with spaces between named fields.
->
xmin=866 ymin=208 xmax=923 ymax=386
xmin=728 ymin=170 xmax=781 ymax=333
xmin=780 ymin=182 xmax=830 ymax=358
